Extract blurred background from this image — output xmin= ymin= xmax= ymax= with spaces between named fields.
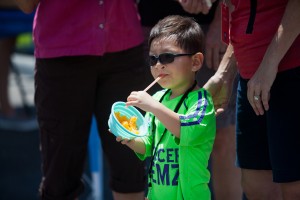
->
xmin=0 ymin=8 xmax=112 ymax=200
xmin=0 ymin=33 xmax=113 ymax=200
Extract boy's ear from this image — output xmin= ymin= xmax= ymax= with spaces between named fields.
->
xmin=192 ymin=52 xmax=204 ymax=72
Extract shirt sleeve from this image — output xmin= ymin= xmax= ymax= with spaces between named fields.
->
xmin=177 ymin=90 xmax=216 ymax=146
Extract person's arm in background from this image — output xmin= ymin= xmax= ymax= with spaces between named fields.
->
xmin=13 ymin=0 xmax=39 ymax=14
xmin=205 ymin=1 xmax=227 ymax=70
xmin=0 ymin=0 xmax=18 ymax=8
xmin=176 ymin=0 xmax=227 ymax=69
xmin=203 ymin=0 xmax=236 ymax=115
xmin=247 ymin=0 xmax=300 ymax=115
xmin=203 ymin=44 xmax=237 ymax=115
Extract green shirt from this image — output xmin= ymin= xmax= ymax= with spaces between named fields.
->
xmin=136 ymin=88 xmax=216 ymax=200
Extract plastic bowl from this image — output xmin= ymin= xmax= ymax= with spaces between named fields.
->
xmin=108 ymin=101 xmax=147 ymax=139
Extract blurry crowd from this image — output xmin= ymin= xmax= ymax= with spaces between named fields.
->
xmin=1 ymin=0 xmax=299 ymax=200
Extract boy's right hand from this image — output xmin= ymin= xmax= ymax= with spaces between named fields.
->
xmin=126 ymin=90 xmax=156 ymax=113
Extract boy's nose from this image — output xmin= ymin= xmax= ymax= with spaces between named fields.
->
xmin=153 ymin=63 xmax=165 ymax=70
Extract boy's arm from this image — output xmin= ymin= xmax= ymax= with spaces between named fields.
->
xmin=14 ymin=0 xmax=39 ymax=14
xmin=127 ymin=91 xmax=182 ymax=138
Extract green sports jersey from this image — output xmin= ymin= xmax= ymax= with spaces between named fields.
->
xmin=136 ymin=88 xmax=216 ymax=200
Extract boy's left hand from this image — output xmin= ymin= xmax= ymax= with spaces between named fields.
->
xmin=116 ymin=136 xmax=132 ymax=145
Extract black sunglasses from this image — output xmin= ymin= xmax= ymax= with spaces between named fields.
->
xmin=149 ymin=52 xmax=196 ymax=66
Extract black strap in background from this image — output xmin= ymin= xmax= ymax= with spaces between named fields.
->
xmin=148 ymin=80 xmax=197 ymax=187
xmin=246 ymin=0 xmax=257 ymax=34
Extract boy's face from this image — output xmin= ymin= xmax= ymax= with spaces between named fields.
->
xmin=149 ymin=38 xmax=203 ymax=94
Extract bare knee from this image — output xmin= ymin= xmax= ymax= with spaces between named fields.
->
xmin=242 ymin=169 xmax=282 ymax=200
xmin=281 ymin=181 xmax=300 ymax=200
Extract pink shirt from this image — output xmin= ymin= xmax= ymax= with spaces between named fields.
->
xmin=33 ymin=0 xmax=144 ymax=58
xmin=230 ymin=0 xmax=300 ymax=79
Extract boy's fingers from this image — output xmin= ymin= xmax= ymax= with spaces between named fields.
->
xmin=116 ymin=136 xmax=123 ymax=142
xmin=116 ymin=136 xmax=133 ymax=144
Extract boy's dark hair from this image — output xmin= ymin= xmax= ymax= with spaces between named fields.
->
xmin=149 ymin=15 xmax=204 ymax=53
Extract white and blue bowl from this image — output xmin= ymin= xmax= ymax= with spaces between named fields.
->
xmin=108 ymin=101 xmax=147 ymax=139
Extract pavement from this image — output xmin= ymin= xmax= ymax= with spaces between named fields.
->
xmin=0 ymin=53 xmax=113 ymax=200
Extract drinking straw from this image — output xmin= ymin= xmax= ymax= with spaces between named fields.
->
xmin=143 ymin=76 xmax=163 ymax=92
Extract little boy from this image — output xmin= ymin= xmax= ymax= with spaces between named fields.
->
xmin=117 ymin=15 xmax=216 ymax=200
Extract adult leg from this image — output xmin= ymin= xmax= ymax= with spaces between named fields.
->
xmin=236 ymin=77 xmax=282 ymax=200
xmin=211 ymin=125 xmax=243 ymax=200
xmin=268 ymin=67 xmax=300 ymax=200
xmin=281 ymin=181 xmax=300 ymax=200
xmin=198 ymin=64 xmax=242 ymax=200
xmin=241 ymin=169 xmax=281 ymax=200
xmin=0 ymin=37 xmax=16 ymax=115
xmin=95 ymin=45 xmax=147 ymax=200
xmin=35 ymin=56 xmax=98 ymax=200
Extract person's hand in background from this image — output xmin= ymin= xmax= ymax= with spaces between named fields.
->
xmin=14 ymin=0 xmax=39 ymax=14
xmin=178 ymin=0 xmax=216 ymax=14
xmin=205 ymin=1 xmax=227 ymax=70
xmin=204 ymin=44 xmax=237 ymax=116
xmin=203 ymin=72 xmax=232 ymax=116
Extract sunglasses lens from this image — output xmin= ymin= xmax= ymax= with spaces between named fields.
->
xmin=159 ymin=53 xmax=175 ymax=64
xmin=149 ymin=55 xmax=158 ymax=66
xmin=149 ymin=53 xmax=177 ymax=66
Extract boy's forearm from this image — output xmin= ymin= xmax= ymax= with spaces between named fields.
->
xmin=126 ymin=138 xmax=146 ymax=155
xmin=151 ymin=102 xmax=181 ymax=138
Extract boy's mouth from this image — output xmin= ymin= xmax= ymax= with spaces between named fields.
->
xmin=158 ymin=74 xmax=167 ymax=78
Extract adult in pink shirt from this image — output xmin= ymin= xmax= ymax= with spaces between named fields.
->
xmin=205 ymin=0 xmax=300 ymax=199
xmin=17 ymin=0 xmax=147 ymax=199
